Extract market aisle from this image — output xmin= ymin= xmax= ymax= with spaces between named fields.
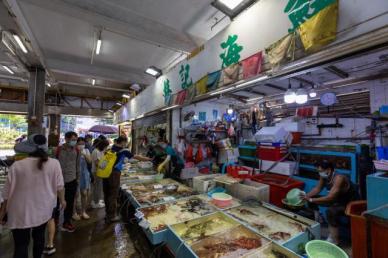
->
xmin=0 ymin=209 xmax=139 ymax=258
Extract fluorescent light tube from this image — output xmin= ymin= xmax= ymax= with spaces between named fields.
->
xmin=210 ymin=86 xmax=236 ymax=96
xmin=122 ymin=94 xmax=130 ymax=99
xmin=145 ymin=66 xmax=162 ymax=77
xmin=91 ymin=79 xmax=95 ymax=85
xmin=13 ymin=34 xmax=28 ymax=53
xmin=116 ymin=102 xmax=122 ymax=106
xmin=219 ymin=0 xmax=244 ymax=10
xmin=2 ymin=65 xmax=14 ymax=74
xmin=136 ymin=114 xmax=144 ymax=119
xmin=161 ymin=105 xmax=180 ymax=111
xmin=96 ymin=39 xmax=101 ymax=55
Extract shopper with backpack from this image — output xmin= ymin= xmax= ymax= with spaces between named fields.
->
xmin=101 ymin=136 xmax=151 ymax=223
xmin=56 ymin=131 xmax=80 ymax=232
xmin=91 ymin=139 xmax=110 ymax=209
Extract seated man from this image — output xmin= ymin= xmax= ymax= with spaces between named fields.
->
xmin=302 ymin=160 xmax=358 ymax=245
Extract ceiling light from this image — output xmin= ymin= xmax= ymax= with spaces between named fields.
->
xmin=122 ymin=93 xmax=130 ymax=99
xmin=2 ymin=65 xmax=14 ymax=74
xmin=91 ymin=79 xmax=95 ymax=85
xmin=116 ymin=102 xmax=122 ymax=106
xmin=309 ymin=87 xmax=317 ymax=98
xmin=284 ymin=80 xmax=296 ymax=104
xmin=145 ymin=66 xmax=162 ymax=77
xmin=12 ymin=34 xmax=28 ymax=53
xmin=227 ymin=107 xmax=234 ymax=115
xmin=161 ymin=105 xmax=180 ymax=111
xmin=295 ymin=83 xmax=308 ymax=104
xmin=108 ymin=110 xmax=114 ymax=113
xmin=96 ymin=39 xmax=102 ymax=55
xmin=1 ymin=34 xmax=16 ymax=55
xmin=212 ymin=0 xmax=257 ymax=19
xmin=46 ymin=82 xmax=51 ymax=87
xmin=209 ymin=86 xmax=236 ymax=96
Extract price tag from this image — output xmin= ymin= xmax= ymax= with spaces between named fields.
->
xmin=138 ymin=219 xmax=150 ymax=229
xmin=135 ymin=211 xmax=144 ymax=220
xmin=238 ymin=170 xmax=249 ymax=175
xmin=162 ymin=196 xmax=175 ymax=202
xmin=153 ymin=184 xmax=163 ymax=189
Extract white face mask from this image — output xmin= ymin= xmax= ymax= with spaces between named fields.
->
xmin=78 ymin=145 xmax=85 ymax=151
xmin=319 ymin=172 xmax=329 ymax=179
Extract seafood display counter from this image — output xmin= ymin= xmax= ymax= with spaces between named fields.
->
xmin=136 ymin=195 xmax=218 ymax=244
xmin=125 ymin=178 xmax=196 ymax=208
xmin=166 ymin=212 xmax=300 ymax=258
xmin=120 ymin=161 xmax=161 ymax=185
xmin=225 ymin=202 xmax=320 ymax=254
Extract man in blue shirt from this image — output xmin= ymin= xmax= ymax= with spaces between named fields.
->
xmin=103 ymin=136 xmax=151 ymax=223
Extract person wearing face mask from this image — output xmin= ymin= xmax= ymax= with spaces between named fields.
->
xmin=103 ymin=136 xmax=151 ymax=223
xmin=158 ymin=140 xmax=184 ymax=180
xmin=301 ymin=160 xmax=358 ymax=245
xmin=76 ymin=137 xmax=92 ymax=220
xmin=55 ymin=131 xmax=80 ymax=233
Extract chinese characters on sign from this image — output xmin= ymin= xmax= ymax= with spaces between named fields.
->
xmin=284 ymin=0 xmax=336 ymax=32
xmin=179 ymin=64 xmax=193 ymax=89
xmin=163 ymin=79 xmax=172 ymax=105
xmin=219 ymin=34 xmax=243 ymax=68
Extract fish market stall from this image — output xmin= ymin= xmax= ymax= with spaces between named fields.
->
xmin=126 ymin=178 xmax=196 ymax=208
xmin=225 ymin=202 xmax=320 ymax=254
xmin=136 ymin=195 xmax=218 ymax=244
xmin=166 ymin=212 xmax=300 ymax=258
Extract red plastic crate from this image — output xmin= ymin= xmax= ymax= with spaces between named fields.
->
xmin=251 ymin=173 xmax=304 ymax=207
xmin=257 ymin=146 xmax=287 ymax=161
xmin=227 ymin=165 xmax=253 ymax=179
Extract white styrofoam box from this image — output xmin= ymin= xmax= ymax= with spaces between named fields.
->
xmin=180 ymin=167 xmax=200 ymax=179
xmin=193 ymin=174 xmax=222 ymax=193
xmin=254 ymin=126 xmax=290 ymax=143
xmin=260 ymin=160 xmax=297 ymax=176
xmin=218 ymin=148 xmax=239 ymax=164
xmin=277 ymin=121 xmax=305 ymax=132
xmin=226 ymin=179 xmax=269 ymax=202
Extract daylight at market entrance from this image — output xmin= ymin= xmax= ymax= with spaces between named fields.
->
xmin=0 ymin=0 xmax=388 ymax=258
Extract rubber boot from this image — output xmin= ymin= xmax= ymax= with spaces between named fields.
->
xmin=327 ymin=226 xmax=340 ymax=245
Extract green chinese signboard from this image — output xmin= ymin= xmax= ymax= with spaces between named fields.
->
xmin=179 ymin=64 xmax=193 ymax=89
xmin=219 ymin=34 xmax=243 ymax=68
xmin=284 ymin=0 xmax=336 ymax=32
xmin=163 ymin=79 xmax=172 ymax=105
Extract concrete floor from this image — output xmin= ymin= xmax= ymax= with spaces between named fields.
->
xmin=0 ymin=209 xmax=140 ymax=258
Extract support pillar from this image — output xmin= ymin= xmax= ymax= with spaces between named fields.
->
xmin=48 ymin=114 xmax=60 ymax=147
xmin=27 ymin=67 xmax=46 ymax=136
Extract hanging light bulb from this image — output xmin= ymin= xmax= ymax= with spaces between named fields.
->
xmin=227 ymin=107 xmax=234 ymax=115
xmin=309 ymin=85 xmax=317 ymax=98
xmin=284 ymin=79 xmax=296 ymax=104
xmin=296 ymin=83 xmax=308 ymax=104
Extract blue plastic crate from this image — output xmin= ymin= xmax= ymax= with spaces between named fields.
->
xmin=377 ymin=147 xmax=388 ymax=160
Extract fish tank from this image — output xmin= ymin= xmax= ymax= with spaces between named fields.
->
xmin=226 ymin=202 xmax=320 ymax=254
xmin=139 ymin=195 xmax=217 ymax=233
xmin=128 ymin=178 xmax=195 ymax=207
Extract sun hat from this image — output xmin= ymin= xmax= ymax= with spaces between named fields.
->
xmin=14 ymin=134 xmax=48 ymax=154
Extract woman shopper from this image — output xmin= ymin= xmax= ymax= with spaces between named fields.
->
xmin=76 ymin=137 xmax=92 ymax=219
xmin=91 ymin=139 xmax=110 ymax=208
xmin=0 ymin=134 xmax=65 ymax=258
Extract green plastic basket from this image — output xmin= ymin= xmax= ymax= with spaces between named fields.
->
xmin=305 ymin=240 xmax=348 ymax=258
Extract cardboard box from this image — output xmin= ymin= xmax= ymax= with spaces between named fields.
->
xmin=226 ymin=179 xmax=269 ymax=202
xmin=218 ymin=148 xmax=239 ymax=164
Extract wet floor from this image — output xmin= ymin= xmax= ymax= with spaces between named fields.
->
xmin=0 ymin=209 xmax=140 ymax=258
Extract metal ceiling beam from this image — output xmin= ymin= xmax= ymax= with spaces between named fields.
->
xmin=46 ymin=57 xmax=152 ymax=85
xmin=263 ymin=83 xmax=286 ymax=91
xmin=225 ymin=93 xmax=248 ymax=103
xmin=0 ymin=101 xmax=112 ymax=117
xmin=324 ymin=65 xmax=349 ymax=78
xmin=249 ymin=88 xmax=267 ymax=96
xmin=18 ymin=0 xmax=197 ymax=53
xmin=58 ymin=81 xmax=128 ymax=93
xmin=292 ymin=76 xmax=314 ymax=86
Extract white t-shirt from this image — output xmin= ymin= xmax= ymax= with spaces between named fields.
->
xmin=91 ymin=149 xmax=103 ymax=174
